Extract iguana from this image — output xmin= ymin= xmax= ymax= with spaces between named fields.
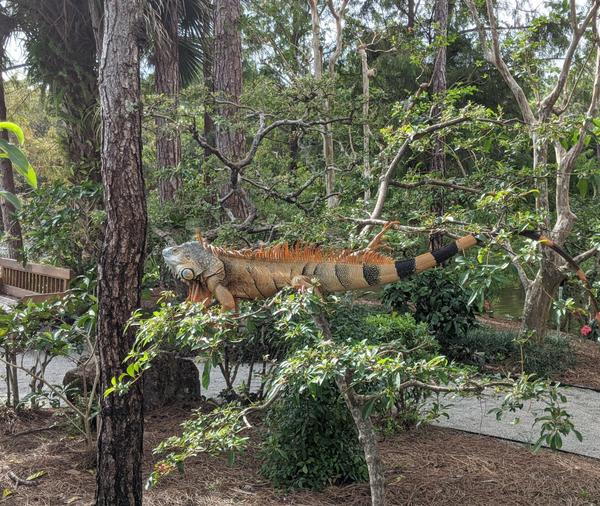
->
xmin=162 ymin=228 xmax=599 ymax=323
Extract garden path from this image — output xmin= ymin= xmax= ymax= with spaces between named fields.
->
xmin=2 ymin=354 xmax=599 ymax=458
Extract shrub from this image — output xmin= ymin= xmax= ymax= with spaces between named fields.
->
xmin=451 ymin=327 xmax=574 ymax=377
xmin=381 ymin=269 xmax=477 ymax=350
xmin=260 ymin=383 xmax=368 ymax=490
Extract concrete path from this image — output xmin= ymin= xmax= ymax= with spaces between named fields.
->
xmin=432 ymin=385 xmax=600 ymax=458
xmin=2 ymin=354 xmax=599 ymax=458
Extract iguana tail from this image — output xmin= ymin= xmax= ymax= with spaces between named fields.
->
xmin=518 ymin=231 xmax=600 ymax=325
xmin=392 ymin=234 xmax=480 ymax=278
xmin=389 ymin=230 xmax=599 ymax=325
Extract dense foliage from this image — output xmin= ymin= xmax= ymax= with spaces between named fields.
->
xmin=382 ymin=269 xmax=478 ymax=350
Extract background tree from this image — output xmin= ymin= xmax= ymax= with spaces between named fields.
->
xmin=14 ymin=0 xmax=100 ymax=183
xmin=213 ymin=0 xmax=256 ymax=222
xmin=0 ymin=6 xmax=23 ymax=259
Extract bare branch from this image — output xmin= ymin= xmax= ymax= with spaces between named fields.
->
xmin=541 ymin=1 xmax=599 ymax=116
xmin=465 ymin=0 xmax=535 ymax=124
xmin=325 ymin=0 xmax=350 ymax=73
xmin=574 ymin=247 xmax=600 ymax=263
xmin=360 ymin=115 xmax=473 ymax=237
xmin=191 ymin=115 xmax=350 ymax=173
xmin=390 ymin=178 xmax=482 ymax=194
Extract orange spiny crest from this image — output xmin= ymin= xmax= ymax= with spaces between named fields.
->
xmin=207 ymin=242 xmax=394 ymax=265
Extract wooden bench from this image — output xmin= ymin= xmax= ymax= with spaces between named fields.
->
xmin=0 ymin=258 xmax=72 ymax=310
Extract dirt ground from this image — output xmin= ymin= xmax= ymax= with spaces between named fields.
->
xmin=1 ymin=404 xmax=600 ymax=506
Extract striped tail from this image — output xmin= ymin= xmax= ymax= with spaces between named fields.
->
xmin=392 ymin=234 xmax=480 ymax=279
xmin=519 ymin=231 xmax=600 ymax=324
xmin=388 ymin=230 xmax=599 ymax=325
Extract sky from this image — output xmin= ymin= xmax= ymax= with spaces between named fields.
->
xmin=5 ymin=33 xmax=26 ymax=78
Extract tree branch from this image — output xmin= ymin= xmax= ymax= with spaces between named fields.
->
xmin=465 ymin=0 xmax=536 ymax=124
xmin=390 ymin=178 xmax=482 ymax=194
xmin=541 ymin=0 xmax=599 ymax=116
xmin=191 ymin=115 xmax=350 ymax=173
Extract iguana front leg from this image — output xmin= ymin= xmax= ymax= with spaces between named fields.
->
xmin=204 ymin=274 xmax=237 ymax=312
xmin=214 ymin=284 xmax=237 ymax=312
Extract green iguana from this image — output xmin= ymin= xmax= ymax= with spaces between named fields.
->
xmin=163 ymin=232 xmax=480 ymax=311
xmin=162 ymin=228 xmax=599 ymax=324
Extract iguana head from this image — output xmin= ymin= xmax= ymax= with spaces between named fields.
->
xmin=162 ymin=241 xmax=217 ymax=283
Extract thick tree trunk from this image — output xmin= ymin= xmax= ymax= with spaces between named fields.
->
xmin=213 ymin=0 xmax=256 ymax=222
xmin=0 ymin=43 xmax=23 ymax=260
xmin=428 ymin=0 xmax=448 ymax=251
xmin=156 ymin=0 xmax=183 ymax=203
xmin=95 ymin=1 xmax=146 ymax=504
xmin=521 ymin=261 xmax=563 ymax=341
xmin=521 ymin=132 xmax=555 ymax=338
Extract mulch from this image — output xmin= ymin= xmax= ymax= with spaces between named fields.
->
xmin=1 ymin=404 xmax=600 ymax=506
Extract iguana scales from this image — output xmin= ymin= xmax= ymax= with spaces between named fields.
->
xmin=162 ymin=229 xmax=599 ymax=323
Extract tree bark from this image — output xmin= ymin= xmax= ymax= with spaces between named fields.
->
xmin=95 ymin=0 xmax=146 ymax=504
xmin=521 ymin=263 xmax=564 ymax=341
xmin=428 ymin=0 xmax=448 ymax=251
xmin=0 ymin=36 xmax=23 ymax=260
xmin=337 ymin=374 xmax=386 ymax=506
xmin=308 ymin=0 xmax=347 ymax=208
xmin=213 ymin=0 xmax=256 ymax=222
xmin=358 ymin=44 xmax=373 ymax=202
xmin=156 ymin=0 xmax=183 ymax=203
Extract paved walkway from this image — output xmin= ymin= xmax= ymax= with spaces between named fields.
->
xmin=432 ymin=386 xmax=600 ymax=458
xmin=2 ymin=354 xmax=599 ymax=458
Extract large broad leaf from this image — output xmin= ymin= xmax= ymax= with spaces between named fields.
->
xmin=0 ymin=138 xmax=37 ymax=189
xmin=0 ymin=190 xmax=22 ymax=210
xmin=0 ymin=121 xmax=25 ymax=145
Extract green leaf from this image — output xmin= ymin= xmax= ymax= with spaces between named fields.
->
xmin=26 ymin=470 xmax=46 ymax=481
xmin=2 ymin=488 xmax=14 ymax=498
xmin=0 ymin=190 xmax=21 ymax=210
xmin=0 ymin=121 xmax=25 ymax=144
xmin=0 ymin=139 xmax=37 ymax=189
xmin=361 ymin=398 xmax=377 ymax=419
xmin=202 ymin=361 xmax=211 ymax=389
xmin=577 ymin=178 xmax=589 ymax=198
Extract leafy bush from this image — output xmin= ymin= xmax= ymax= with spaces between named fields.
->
xmin=451 ymin=327 xmax=574 ymax=377
xmin=19 ymin=181 xmax=104 ymax=272
xmin=260 ymin=384 xmax=368 ymax=490
xmin=381 ymin=269 xmax=477 ymax=349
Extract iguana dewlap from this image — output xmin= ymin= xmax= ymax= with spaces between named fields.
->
xmin=162 ymin=234 xmax=479 ymax=311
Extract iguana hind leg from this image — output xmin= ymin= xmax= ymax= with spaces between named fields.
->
xmin=365 ymin=220 xmax=400 ymax=252
xmin=291 ymin=275 xmax=323 ymax=297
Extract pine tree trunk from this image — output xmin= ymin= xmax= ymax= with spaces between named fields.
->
xmin=156 ymin=0 xmax=183 ymax=203
xmin=213 ymin=0 xmax=256 ymax=222
xmin=95 ymin=0 xmax=146 ymax=504
xmin=0 ymin=42 xmax=23 ymax=260
xmin=429 ymin=0 xmax=448 ymax=252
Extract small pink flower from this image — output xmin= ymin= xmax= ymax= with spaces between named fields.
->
xmin=581 ymin=325 xmax=593 ymax=337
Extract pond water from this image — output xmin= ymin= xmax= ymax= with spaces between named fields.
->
xmin=491 ymin=284 xmax=525 ymax=319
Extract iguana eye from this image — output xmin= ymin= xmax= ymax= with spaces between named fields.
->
xmin=181 ymin=268 xmax=195 ymax=280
